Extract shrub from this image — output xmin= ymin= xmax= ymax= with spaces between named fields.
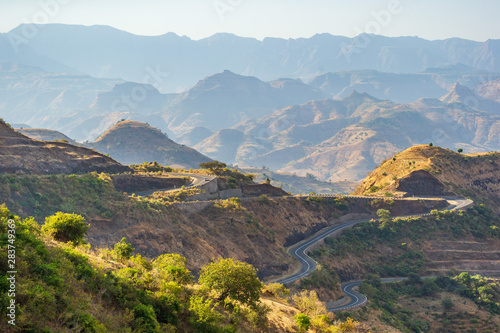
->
xmin=42 ymin=212 xmax=88 ymax=244
xmin=294 ymin=313 xmax=311 ymax=333
xmin=442 ymin=298 xmax=454 ymax=311
xmin=152 ymin=254 xmax=193 ymax=285
xmin=292 ymin=290 xmax=326 ymax=316
xmin=257 ymin=194 xmax=270 ymax=204
xmin=132 ymin=304 xmax=160 ymax=332
xmin=262 ymin=283 xmax=290 ymax=299
xmin=189 ymin=295 xmax=222 ymax=330
xmin=113 ymin=237 xmax=135 ymax=260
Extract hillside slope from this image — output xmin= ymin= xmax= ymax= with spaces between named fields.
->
xmin=196 ymin=87 xmax=500 ymax=181
xmin=15 ymin=127 xmax=78 ymax=145
xmin=89 ymin=120 xmax=212 ymax=168
xmin=353 ymin=145 xmax=500 ymax=210
xmin=0 ymin=120 xmax=128 ymax=175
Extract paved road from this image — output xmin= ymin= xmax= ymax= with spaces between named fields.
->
xmin=330 ymin=278 xmax=407 ymax=312
xmin=275 ymin=197 xmax=473 ymax=311
xmin=133 ymin=173 xmax=216 ymax=196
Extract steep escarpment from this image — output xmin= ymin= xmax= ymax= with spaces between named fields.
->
xmin=0 ymin=120 xmax=128 ymax=175
xmin=354 ymin=145 xmax=500 ymax=209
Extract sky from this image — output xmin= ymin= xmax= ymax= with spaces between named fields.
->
xmin=0 ymin=0 xmax=499 ymax=41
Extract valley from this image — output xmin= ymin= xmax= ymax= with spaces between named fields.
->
xmin=1 ymin=18 xmax=500 ymax=332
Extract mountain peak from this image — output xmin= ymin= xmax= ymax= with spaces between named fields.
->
xmin=94 ymin=120 xmax=167 ymax=143
xmin=91 ymin=120 xmax=211 ymax=168
xmin=343 ymin=90 xmax=379 ymax=102
xmin=440 ymin=82 xmax=477 ymax=104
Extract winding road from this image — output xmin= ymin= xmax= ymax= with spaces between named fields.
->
xmin=133 ymin=173 xmax=216 ymax=196
xmin=275 ymin=197 xmax=473 ymax=312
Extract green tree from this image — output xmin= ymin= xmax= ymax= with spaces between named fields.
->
xmin=199 ymin=258 xmax=263 ymax=307
xmin=113 ymin=237 xmax=135 ymax=260
xmin=377 ymin=209 xmax=392 ymax=228
xmin=132 ymin=304 xmax=160 ymax=332
xmin=152 ymin=254 xmax=193 ymax=285
xmin=199 ymin=161 xmax=227 ymax=173
xmin=294 ymin=313 xmax=311 ymax=333
xmin=457 ymin=148 xmax=464 ymax=153
xmin=42 ymin=212 xmax=88 ymax=244
xmin=429 ymin=142 xmax=433 ymax=147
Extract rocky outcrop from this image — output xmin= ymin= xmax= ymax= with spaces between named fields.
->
xmin=391 ymin=170 xmax=454 ymax=197
xmin=242 ymin=184 xmax=289 ymax=197
xmin=111 ymin=174 xmax=189 ymax=193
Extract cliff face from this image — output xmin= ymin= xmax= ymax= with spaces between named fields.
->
xmin=0 ymin=120 xmax=128 ymax=175
xmin=392 ymin=170 xmax=454 ymax=197
xmin=354 ymin=145 xmax=500 ymax=209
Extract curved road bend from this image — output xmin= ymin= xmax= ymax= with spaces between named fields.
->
xmin=133 ymin=173 xmax=216 ymax=196
xmin=275 ymin=197 xmax=473 ymax=311
xmin=330 ymin=278 xmax=407 ymax=312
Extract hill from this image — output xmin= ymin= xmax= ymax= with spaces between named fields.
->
xmin=353 ymin=145 xmax=500 ymax=209
xmin=1 ymin=205 xmax=372 ymax=332
xmin=0 ymin=119 xmax=128 ymax=175
xmin=162 ymin=70 xmax=323 ymax=137
xmin=88 ymin=120 xmax=212 ymax=168
xmin=15 ymin=127 xmax=78 ymax=145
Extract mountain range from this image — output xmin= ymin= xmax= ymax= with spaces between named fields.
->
xmin=193 ymin=84 xmax=500 ymax=181
xmin=4 ymin=24 xmax=500 ymax=92
xmin=2 ymin=24 xmax=500 ymax=181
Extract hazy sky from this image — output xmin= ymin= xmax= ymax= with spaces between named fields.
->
xmin=0 ymin=0 xmax=498 ymax=41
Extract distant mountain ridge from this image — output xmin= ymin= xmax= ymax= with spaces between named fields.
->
xmin=4 ymin=24 xmax=500 ymax=92
xmin=194 ymin=86 xmax=500 ymax=181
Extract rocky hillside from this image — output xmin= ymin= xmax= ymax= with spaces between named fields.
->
xmin=0 ymin=119 xmax=128 ymax=175
xmin=195 ymin=84 xmax=500 ymax=181
xmin=162 ymin=70 xmax=323 ymax=137
xmin=0 ymin=171 xmax=446 ymax=282
xmin=88 ymin=120 xmax=212 ymax=168
xmin=354 ymin=145 xmax=500 ymax=209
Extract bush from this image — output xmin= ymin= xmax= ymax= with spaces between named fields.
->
xmin=113 ymin=237 xmax=135 ymax=260
xmin=152 ymin=254 xmax=193 ymax=285
xmin=442 ymin=298 xmax=454 ymax=311
xmin=42 ymin=212 xmax=88 ymax=244
xmin=189 ymin=295 xmax=222 ymax=331
xmin=132 ymin=304 xmax=160 ymax=332
xmin=294 ymin=313 xmax=311 ymax=333
xmin=262 ymin=283 xmax=290 ymax=299
xmin=257 ymin=194 xmax=270 ymax=204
